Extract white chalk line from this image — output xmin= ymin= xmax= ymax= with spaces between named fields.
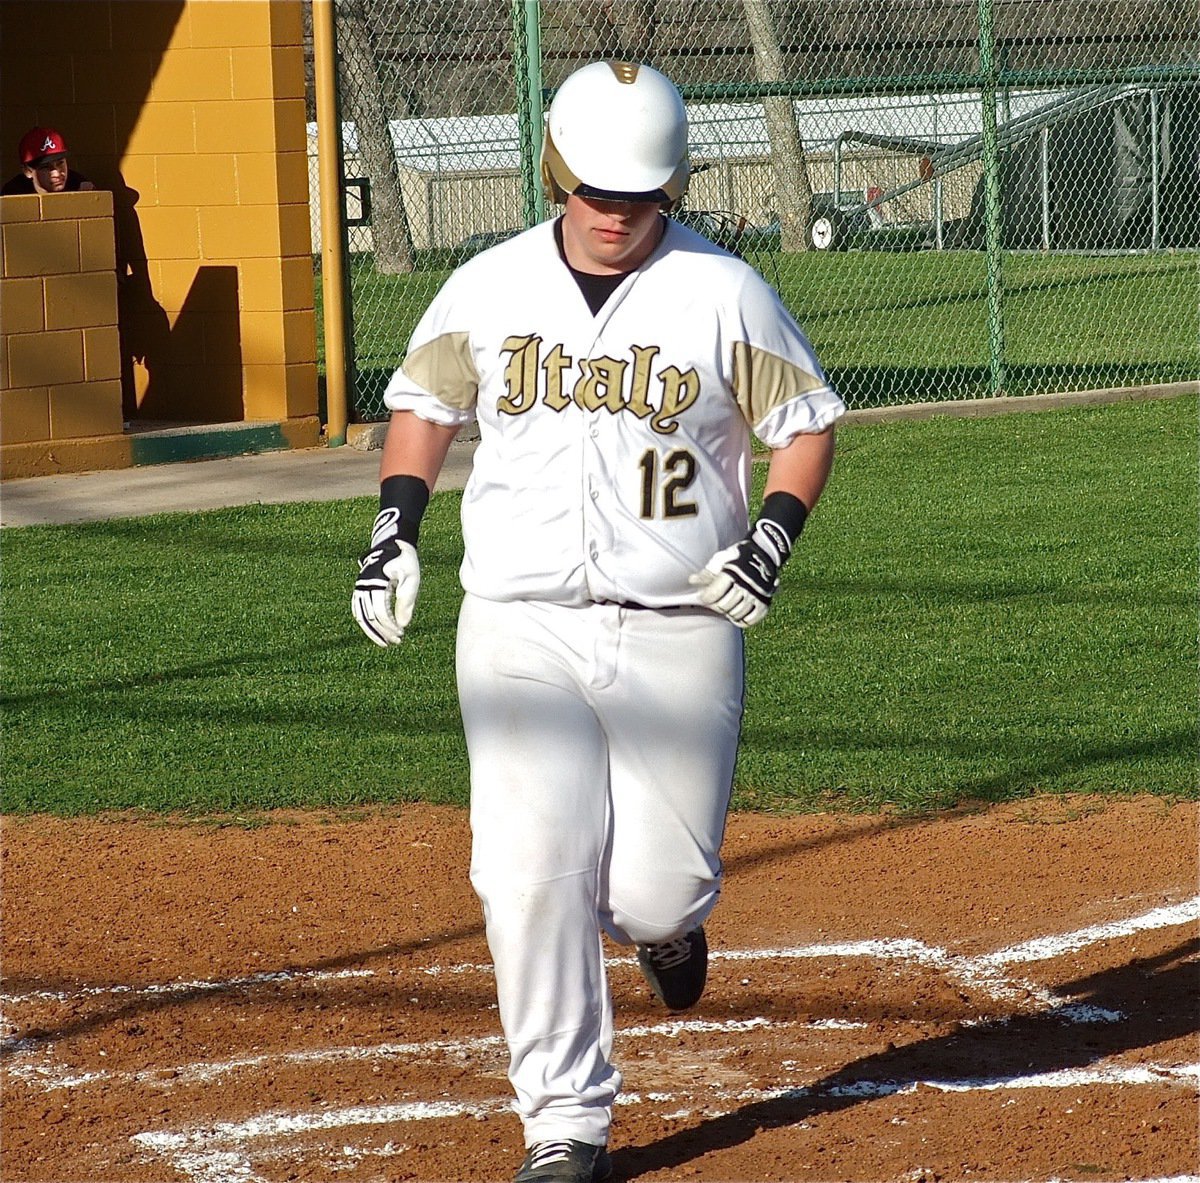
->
xmin=5 ymin=893 xmax=1194 ymax=1013
xmin=980 ymin=897 xmax=1200 ymax=966
xmin=127 ymin=1062 xmax=1200 ymax=1183
xmin=6 ymin=894 xmax=1195 ymax=1091
xmin=123 ymin=893 xmax=1199 ymax=1182
xmin=8 ymin=1016 xmax=826 ymax=1094
xmin=2 ymin=896 xmax=1194 ymax=1182
xmin=0 ymin=965 xmax=374 ymax=1006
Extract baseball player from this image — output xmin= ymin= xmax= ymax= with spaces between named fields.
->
xmin=352 ymin=60 xmax=844 ymax=1183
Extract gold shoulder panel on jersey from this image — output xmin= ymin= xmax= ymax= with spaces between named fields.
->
xmin=731 ymin=341 xmax=825 ymax=428
xmin=402 ymin=332 xmax=479 ymax=410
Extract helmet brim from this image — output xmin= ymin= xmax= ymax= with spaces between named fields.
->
xmin=572 ymin=181 xmax=672 ymax=204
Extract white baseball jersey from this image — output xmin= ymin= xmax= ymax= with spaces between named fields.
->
xmin=383 ymin=217 xmax=845 ymax=606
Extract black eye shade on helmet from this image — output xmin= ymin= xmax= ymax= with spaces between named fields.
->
xmin=572 ymin=180 xmax=673 ymax=204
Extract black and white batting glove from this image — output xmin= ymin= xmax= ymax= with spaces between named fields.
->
xmin=351 ymin=475 xmax=430 ymax=648
xmin=690 ymin=492 xmax=809 ymax=629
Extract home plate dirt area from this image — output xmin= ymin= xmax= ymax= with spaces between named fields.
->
xmin=2 ymin=796 xmax=1196 ymax=1183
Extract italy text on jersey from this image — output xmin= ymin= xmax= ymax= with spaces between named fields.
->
xmin=497 ymin=336 xmax=699 ymax=436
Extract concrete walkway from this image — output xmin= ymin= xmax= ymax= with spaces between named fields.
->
xmin=0 ymin=439 xmax=478 ymax=528
xmin=2 ymin=383 xmax=1189 ymax=529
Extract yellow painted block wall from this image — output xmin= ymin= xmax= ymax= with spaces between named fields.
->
xmin=0 ymin=190 xmax=124 ymax=446
xmin=0 ymin=0 xmax=318 ymax=431
xmin=109 ymin=0 xmax=317 ymax=422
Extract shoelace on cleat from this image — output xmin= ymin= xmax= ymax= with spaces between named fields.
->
xmin=642 ymin=936 xmax=693 ymax=970
xmin=527 ymin=1141 xmax=577 ymax=1169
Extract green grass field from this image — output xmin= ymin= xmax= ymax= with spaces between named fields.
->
xmin=322 ymin=248 xmax=1199 ymax=418
xmin=2 ymin=395 xmax=1195 ymax=818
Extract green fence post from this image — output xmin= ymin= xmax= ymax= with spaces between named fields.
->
xmin=526 ymin=3 xmax=545 ymax=224
xmin=511 ymin=0 xmax=546 ymax=228
xmin=312 ymin=0 xmax=350 ymax=445
xmin=978 ymin=0 xmax=1007 ymax=397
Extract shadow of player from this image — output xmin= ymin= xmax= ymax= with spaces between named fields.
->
xmin=612 ymin=936 xmax=1197 ymax=1178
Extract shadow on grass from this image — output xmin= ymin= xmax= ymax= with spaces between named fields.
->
xmin=796 ymin=254 xmax=1197 ymax=326
xmin=0 ymin=630 xmax=451 ymax=713
xmin=783 ymin=569 xmax=1195 ymax=611
xmin=738 ymin=721 xmax=1195 ymax=809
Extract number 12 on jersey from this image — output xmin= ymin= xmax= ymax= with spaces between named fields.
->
xmin=638 ymin=448 xmax=698 ymax=519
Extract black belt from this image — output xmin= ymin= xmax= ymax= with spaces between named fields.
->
xmin=594 ymin=600 xmax=695 ymax=612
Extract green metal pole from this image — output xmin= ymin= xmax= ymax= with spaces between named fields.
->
xmin=511 ymin=1 xmax=546 ymax=227
xmin=510 ymin=1 xmax=533 ymax=226
xmin=978 ymin=0 xmax=1007 ymax=397
xmin=526 ymin=3 xmax=546 ymax=224
xmin=313 ymin=0 xmax=349 ymax=446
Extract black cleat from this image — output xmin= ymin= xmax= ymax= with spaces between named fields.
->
xmin=636 ymin=926 xmax=707 ymax=1010
xmin=514 ymin=1139 xmax=613 ymax=1183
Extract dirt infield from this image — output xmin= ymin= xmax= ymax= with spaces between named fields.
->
xmin=2 ymin=795 xmax=1196 ymax=1183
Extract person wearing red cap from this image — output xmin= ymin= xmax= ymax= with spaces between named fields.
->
xmin=1 ymin=127 xmax=95 ymax=196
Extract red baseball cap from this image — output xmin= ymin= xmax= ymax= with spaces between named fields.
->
xmin=19 ymin=127 xmax=67 ymax=166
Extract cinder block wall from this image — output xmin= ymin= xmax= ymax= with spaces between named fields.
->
xmin=0 ymin=191 xmax=125 ymax=455
xmin=0 ymin=0 xmax=319 ymax=476
xmin=107 ymin=0 xmax=317 ymax=425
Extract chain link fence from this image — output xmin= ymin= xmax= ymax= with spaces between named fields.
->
xmin=307 ymin=1 xmax=1199 ymax=422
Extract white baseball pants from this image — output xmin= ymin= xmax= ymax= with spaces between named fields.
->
xmin=456 ymin=593 xmax=744 ymax=1147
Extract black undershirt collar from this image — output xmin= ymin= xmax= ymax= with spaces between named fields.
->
xmin=553 ymin=216 xmax=644 ymax=316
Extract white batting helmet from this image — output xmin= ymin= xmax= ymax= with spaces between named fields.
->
xmin=540 ymin=61 xmax=689 ymax=206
